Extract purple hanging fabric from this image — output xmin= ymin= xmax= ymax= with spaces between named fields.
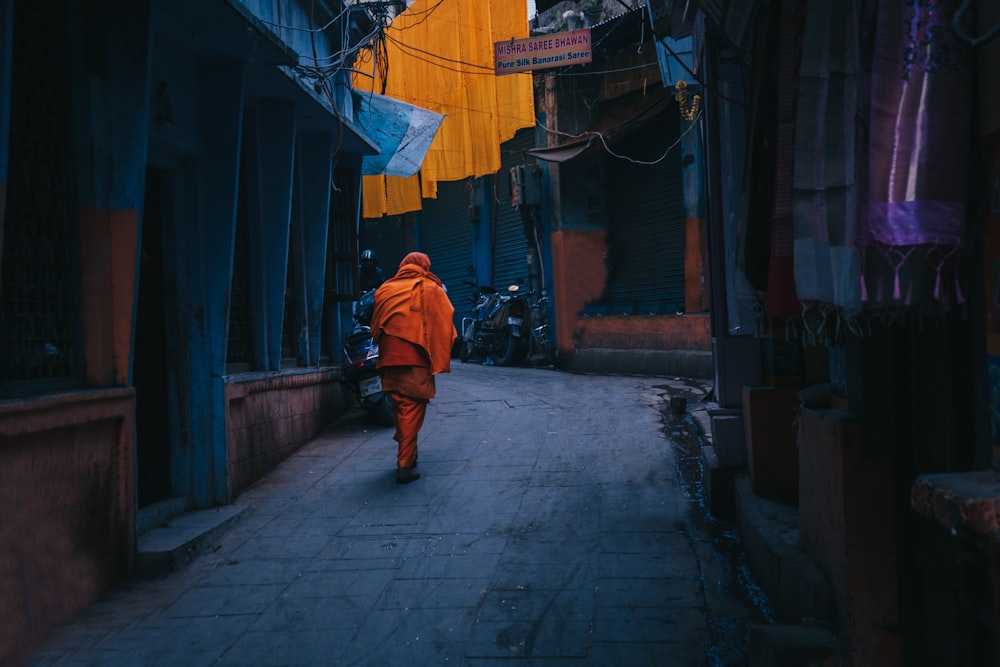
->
xmin=858 ymin=0 xmax=973 ymax=311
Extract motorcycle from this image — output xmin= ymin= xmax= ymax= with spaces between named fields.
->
xmin=459 ymin=279 xmax=532 ymax=366
xmin=342 ymin=289 xmax=394 ymax=426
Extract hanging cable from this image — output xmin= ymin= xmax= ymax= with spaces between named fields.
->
xmin=953 ymin=0 xmax=1000 ymax=47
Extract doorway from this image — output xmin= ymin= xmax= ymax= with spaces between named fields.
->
xmin=134 ymin=167 xmax=172 ymax=507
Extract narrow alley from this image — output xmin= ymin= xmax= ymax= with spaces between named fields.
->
xmin=33 ymin=364 xmax=765 ymax=666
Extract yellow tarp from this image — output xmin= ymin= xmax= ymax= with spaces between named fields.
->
xmin=355 ymin=0 xmax=535 ymax=218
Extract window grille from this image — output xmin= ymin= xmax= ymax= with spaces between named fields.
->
xmin=227 ymin=151 xmax=252 ymax=369
xmin=1 ymin=4 xmax=81 ymax=395
xmin=326 ymin=169 xmax=358 ymax=301
xmin=281 ymin=246 xmax=298 ymax=364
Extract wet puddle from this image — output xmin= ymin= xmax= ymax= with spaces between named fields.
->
xmin=659 ymin=387 xmax=775 ymax=667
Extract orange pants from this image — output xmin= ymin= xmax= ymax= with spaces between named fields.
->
xmin=381 ymin=365 xmax=435 ymax=469
xmin=388 ymin=392 xmax=427 ymax=468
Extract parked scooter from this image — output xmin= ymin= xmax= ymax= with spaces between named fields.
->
xmin=342 ymin=289 xmax=394 ymax=425
xmin=459 ymin=278 xmax=531 ymax=366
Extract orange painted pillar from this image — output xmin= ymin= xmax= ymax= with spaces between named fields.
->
xmin=550 ymin=230 xmax=607 ymax=355
xmin=79 ymin=207 xmax=140 ymax=387
xmin=684 ymin=215 xmax=706 ymax=313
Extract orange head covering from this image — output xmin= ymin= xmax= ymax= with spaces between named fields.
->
xmin=399 ymin=252 xmax=431 ymax=271
xmin=371 ymin=251 xmax=456 ymax=375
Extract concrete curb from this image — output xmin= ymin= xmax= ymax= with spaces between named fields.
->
xmin=563 ymin=348 xmax=714 ymax=378
xmin=732 ymin=473 xmax=836 ymax=627
xmin=688 ymin=396 xmax=843 ymax=666
xmin=136 ymin=505 xmax=250 ymax=578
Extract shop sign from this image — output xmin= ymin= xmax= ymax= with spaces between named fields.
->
xmin=494 ymin=28 xmax=592 ymax=76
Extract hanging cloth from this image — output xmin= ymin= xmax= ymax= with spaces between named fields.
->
xmin=354 ymin=0 xmax=535 ymax=218
xmin=791 ymin=0 xmax=863 ymax=328
xmin=763 ymin=0 xmax=808 ymax=320
xmin=857 ymin=0 xmax=973 ymax=312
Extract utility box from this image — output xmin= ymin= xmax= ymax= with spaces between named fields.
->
xmin=510 ymin=164 xmax=542 ymax=207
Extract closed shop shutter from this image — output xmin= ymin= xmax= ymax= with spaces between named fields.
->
xmin=421 ymin=179 xmax=475 ymax=331
xmin=358 ymin=214 xmax=411 ymax=278
xmin=493 ymin=128 xmax=536 ymax=291
xmin=593 ymin=109 xmax=685 ymax=314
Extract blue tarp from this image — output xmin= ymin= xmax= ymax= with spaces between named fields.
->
xmin=653 ymin=35 xmax=693 ymax=87
xmin=352 ymin=91 xmax=444 ymax=177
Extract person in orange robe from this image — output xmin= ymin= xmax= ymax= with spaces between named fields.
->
xmin=369 ymin=252 xmax=456 ymax=484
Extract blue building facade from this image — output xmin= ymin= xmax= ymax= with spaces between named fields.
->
xmin=0 ymin=1 xmax=382 ymax=662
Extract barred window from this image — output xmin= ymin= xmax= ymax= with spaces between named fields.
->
xmin=227 ymin=149 xmax=252 ymax=370
xmin=281 ymin=245 xmax=299 ymax=365
xmin=326 ymin=169 xmax=358 ymax=301
xmin=1 ymin=3 xmax=81 ymax=396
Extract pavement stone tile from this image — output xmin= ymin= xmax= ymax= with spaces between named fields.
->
xmin=376 ymin=577 xmax=491 ymax=609
xmin=94 ymin=613 xmax=252 ymax=656
xmin=306 ymin=553 xmax=404 ymax=571
xmin=418 ymin=532 xmax=509 ymax=557
xmin=599 ymin=530 xmax=693 ymax=555
xmin=461 ymin=463 xmax=536 ymax=482
xmin=213 ymin=628 xmax=345 ymax=667
xmin=430 ymin=494 xmax=523 ymax=524
xmin=491 ymin=560 xmax=596 ymax=591
xmin=193 ymin=557 xmax=309 ymax=586
xmin=592 ymin=605 xmax=707 ymax=643
xmin=247 ymin=594 xmax=366 ymax=633
xmin=226 ymin=533 xmax=335 ymax=560
xmin=466 ymin=660 xmax=584 ymax=667
xmin=466 ymin=618 xmax=591 ymax=659
xmin=341 ymin=504 xmax=430 ymax=530
xmin=478 ymin=587 xmax=594 ymax=624
xmin=597 ymin=551 xmax=695 ymax=580
xmin=344 ymin=607 xmax=477 ymax=664
xmin=395 ymin=551 xmax=503 ymax=579
xmin=158 ymin=583 xmax=288 ymax=618
xmin=588 ymin=640 xmax=699 ymax=667
xmin=424 ymin=511 xmax=520 ymax=535
xmin=594 ymin=575 xmax=702 ymax=608
xmin=315 ymin=534 xmax=428 ymax=562
xmin=282 ymin=569 xmax=395 ymax=600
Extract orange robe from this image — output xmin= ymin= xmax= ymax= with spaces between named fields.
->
xmin=370 ymin=255 xmax=456 ymax=469
xmin=378 ymin=335 xmax=434 ymax=468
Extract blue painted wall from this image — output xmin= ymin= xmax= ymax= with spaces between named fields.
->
xmin=245 ymin=100 xmax=296 ymax=372
xmin=295 ymin=131 xmax=335 ymax=365
xmin=159 ymin=58 xmax=245 ymax=507
xmin=0 ymin=0 xmax=12 ymax=187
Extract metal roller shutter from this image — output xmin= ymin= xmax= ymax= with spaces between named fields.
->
xmin=420 ymin=180 xmax=475 ymax=332
xmin=493 ymin=128 xmax=537 ymax=291
xmin=595 ymin=110 xmax=685 ymax=314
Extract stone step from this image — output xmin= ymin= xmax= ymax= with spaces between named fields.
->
xmin=749 ymin=623 xmax=842 ymax=667
xmin=136 ymin=505 xmax=249 ymax=578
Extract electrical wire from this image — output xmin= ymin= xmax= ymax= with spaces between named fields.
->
xmin=256 ymin=2 xmax=352 ymax=34
xmin=596 ymin=111 xmax=701 ymax=164
xmin=389 ymin=0 xmax=446 ymax=30
xmin=383 ymin=31 xmax=496 ymax=73
xmin=552 ymin=61 xmax=659 ymax=77
xmin=533 ymin=103 xmax=700 ymax=166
